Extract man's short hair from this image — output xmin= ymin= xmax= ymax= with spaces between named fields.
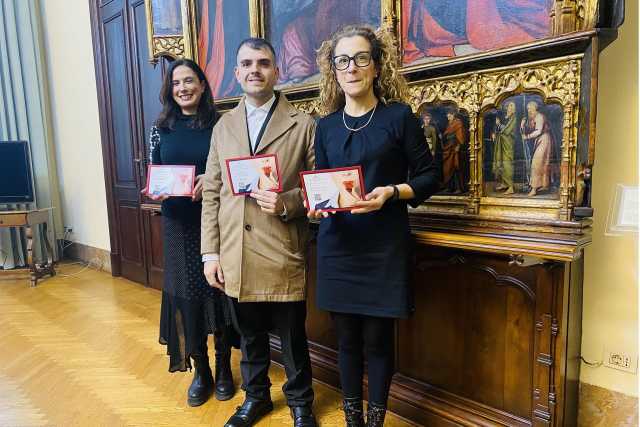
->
xmin=236 ymin=38 xmax=277 ymax=61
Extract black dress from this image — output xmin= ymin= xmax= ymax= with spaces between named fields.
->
xmin=150 ymin=115 xmax=238 ymax=372
xmin=314 ymin=102 xmax=441 ymax=319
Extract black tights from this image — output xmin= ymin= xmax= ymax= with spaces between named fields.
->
xmin=332 ymin=312 xmax=394 ymax=406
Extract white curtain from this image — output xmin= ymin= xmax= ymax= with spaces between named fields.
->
xmin=0 ymin=0 xmax=62 ymax=268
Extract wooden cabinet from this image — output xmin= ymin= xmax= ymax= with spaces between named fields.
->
xmin=290 ymin=235 xmax=584 ymax=426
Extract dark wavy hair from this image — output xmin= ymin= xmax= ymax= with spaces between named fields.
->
xmin=155 ymin=58 xmax=218 ymax=130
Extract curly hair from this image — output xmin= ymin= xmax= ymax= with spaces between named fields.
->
xmin=316 ymin=25 xmax=408 ymax=116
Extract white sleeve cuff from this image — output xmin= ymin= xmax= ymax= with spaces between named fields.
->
xmin=202 ymin=253 xmax=220 ymax=262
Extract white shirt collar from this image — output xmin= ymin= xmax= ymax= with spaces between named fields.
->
xmin=245 ymin=94 xmax=276 ymax=117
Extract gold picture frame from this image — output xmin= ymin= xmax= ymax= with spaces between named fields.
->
xmin=404 ymin=56 xmax=582 ymax=221
xmin=144 ymin=0 xmax=197 ymax=63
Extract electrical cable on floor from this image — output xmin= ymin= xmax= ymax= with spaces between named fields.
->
xmin=580 ymin=356 xmax=603 ymax=367
xmin=58 ymin=257 xmax=104 ymax=278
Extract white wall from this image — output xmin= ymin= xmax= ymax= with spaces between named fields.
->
xmin=580 ymin=0 xmax=638 ymax=397
xmin=39 ymin=0 xmax=110 ymax=251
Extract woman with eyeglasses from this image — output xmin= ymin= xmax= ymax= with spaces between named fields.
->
xmin=309 ymin=26 xmax=441 ymax=426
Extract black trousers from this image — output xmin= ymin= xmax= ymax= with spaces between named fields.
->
xmin=331 ymin=312 xmax=395 ymax=406
xmin=229 ymin=298 xmax=314 ymax=407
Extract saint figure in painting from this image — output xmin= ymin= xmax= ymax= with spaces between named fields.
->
xmin=491 ymin=101 xmax=517 ymax=195
xmin=422 ymin=112 xmax=439 ymax=157
xmin=442 ymin=108 xmax=466 ymax=193
xmin=521 ymin=101 xmax=553 ymax=196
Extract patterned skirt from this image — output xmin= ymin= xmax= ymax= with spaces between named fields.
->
xmin=159 ymin=215 xmax=239 ymax=372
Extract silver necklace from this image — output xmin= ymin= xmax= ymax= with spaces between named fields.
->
xmin=342 ymin=103 xmax=377 ymax=132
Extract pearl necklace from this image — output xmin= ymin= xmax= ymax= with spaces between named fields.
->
xmin=342 ymin=103 xmax=377 ymax=132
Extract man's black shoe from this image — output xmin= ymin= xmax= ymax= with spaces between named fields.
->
xmin=291 ymin=405 xmax=318 ymax=427
xmin=224 ymin=399 xmax=274 ymax=427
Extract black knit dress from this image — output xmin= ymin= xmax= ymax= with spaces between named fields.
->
xmin=150 ymin=115 xmax=238 ymax=372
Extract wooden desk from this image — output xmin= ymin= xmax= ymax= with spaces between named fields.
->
xmin=0 ymin=209 xmax=56 ymax=286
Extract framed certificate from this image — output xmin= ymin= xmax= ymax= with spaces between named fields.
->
xmin=225 ymin=154 xmax=282 ymax=196
xmin=300 ymin=166 xmax=365 ymax=212
xmin=145 ymin=164 xmax=196 ymax=196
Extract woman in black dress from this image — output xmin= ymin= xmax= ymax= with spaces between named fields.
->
xmin=146 ymin=59 xmax=239 ymax=406
xmin=310 ymin=27 xmax=441 ymax=426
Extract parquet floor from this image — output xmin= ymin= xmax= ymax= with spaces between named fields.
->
xmin=0 ymin=263 xmax=414 ymax=427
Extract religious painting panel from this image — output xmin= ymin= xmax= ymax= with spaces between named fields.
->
xmin=417 ymin=103 xmax=471 ymax=195
xmin=145 ymin=0 xmax=196 ymax=61
xmin=401 ymin=0 xmax=553 ymax=67
xmin=196 ymin=0 xmax=251 ymax=99
xmin=481 ymin=94 xmax=563 ymax=199
xmin=265 ymin=0 xmax=381 ymax=88
xmin=407 ymin=56 xmax=581 ymax=220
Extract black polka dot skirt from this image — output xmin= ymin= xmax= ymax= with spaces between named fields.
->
xmin=158 ymin=215 xmax=238 ymax=372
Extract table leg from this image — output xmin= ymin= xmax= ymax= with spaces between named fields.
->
xmin=26 ymin=225 xmax=37 ymax=287
xmin=41 ymin=221 xmax=56 ymax=277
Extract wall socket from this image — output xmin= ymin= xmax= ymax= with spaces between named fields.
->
xmin=604 ymin=349 xmax=637 ymax=374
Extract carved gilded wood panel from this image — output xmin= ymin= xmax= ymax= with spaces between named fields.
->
xmin=403 ymin=56 xmax=581 ymax=221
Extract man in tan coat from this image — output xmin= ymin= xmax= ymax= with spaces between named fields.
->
xmin=201 ymin=38 xmax=316 ymax=427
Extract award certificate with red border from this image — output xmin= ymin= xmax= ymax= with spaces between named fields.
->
xmin=225 ymin=154 xmax=282 ymax=196
xmin=146 ymin=164 xmax=196 ymax=197
xmin=300 ymin=166 xmax=365 ymax=212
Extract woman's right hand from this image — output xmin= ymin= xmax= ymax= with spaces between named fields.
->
xmin=140 ymin=187 xmax=169 ymax=201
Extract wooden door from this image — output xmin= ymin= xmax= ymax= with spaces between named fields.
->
xmin=89 ymin=0 xmax=165 ymax=286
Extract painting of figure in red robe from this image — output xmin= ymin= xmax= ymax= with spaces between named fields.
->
xmin=267 ymin=0 xmax=381 ymax=86
xmin=402 ymin=0 xmax=552 ymax=65
xmin=418 ymin=103 xmax=470 ymax=194
xmin=196 ymin=0 xmax=250 ymax=98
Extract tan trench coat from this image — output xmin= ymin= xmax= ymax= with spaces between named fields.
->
xmin=201 ymin=94 xmax=315 ymax=302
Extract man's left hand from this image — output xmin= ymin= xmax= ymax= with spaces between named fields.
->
xmin=250 ymin=189 xmax=284 ymax=216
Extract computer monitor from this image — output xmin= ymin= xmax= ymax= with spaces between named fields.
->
xmin=0 ymin=141 xmax=34 ymax=204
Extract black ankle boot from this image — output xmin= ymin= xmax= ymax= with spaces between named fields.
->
xmin=214 ymin=331 xmax=235 ymax=401
xmin=366 ymin=402 xmax=386 ymax=427
xmin=343 ymin=397 xmax=364 ymax=427
xmin=187 ymin=354 xmax=214 ymax=406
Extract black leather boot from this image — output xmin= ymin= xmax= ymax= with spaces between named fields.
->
xmin=366 ymin=402 xmax=387 ymax=427
xmin=214 ymin=331 xmax=235 ymax=401
xmin=187 ymin=354 xmax=214 ymax=407
xmin=343 ymin=397 xmax=364 ymax=427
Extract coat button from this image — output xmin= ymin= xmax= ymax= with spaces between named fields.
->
xmin=244 ymin=224 xmax=252 ymax=231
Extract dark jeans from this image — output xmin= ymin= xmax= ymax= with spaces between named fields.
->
xmin=331 ymin=312 xmax=395 ymax=406
xmin=229 ymin=298 xmax=314 ymax=407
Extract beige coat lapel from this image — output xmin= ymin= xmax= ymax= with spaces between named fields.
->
xmin=226 ymin=98 xmax=252 ymax=157
xmin=254 ymin=95 xmax=296 ymax=155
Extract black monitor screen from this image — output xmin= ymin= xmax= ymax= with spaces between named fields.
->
xmin=0 ymin=141 xmax=34 ymax=204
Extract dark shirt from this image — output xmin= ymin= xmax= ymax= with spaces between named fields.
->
xmin=150 ymin=115 xmax=213 ymax=221
xmin=314 ymin=101 xmax=441 ymax=318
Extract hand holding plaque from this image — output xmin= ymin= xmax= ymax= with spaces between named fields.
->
xmin=300 ymin=166 xmax=365 ymax=212
xmin=226 ymin=154 xmax=282 ymax=196
xmin=145 ymin=165 xmax=196 ymax=197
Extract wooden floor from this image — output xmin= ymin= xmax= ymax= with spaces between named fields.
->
xmin=0 ymin=263 xmax=414 ymax=427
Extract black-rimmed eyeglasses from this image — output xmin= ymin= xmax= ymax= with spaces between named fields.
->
xmin=332 ymin=52 xmax=372 ymax=71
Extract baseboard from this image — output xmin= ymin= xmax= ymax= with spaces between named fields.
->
xmin=578 ymin=382 xmax=638 ymax=427
xmin=62 ymin=241 xmax=112 ymax=273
